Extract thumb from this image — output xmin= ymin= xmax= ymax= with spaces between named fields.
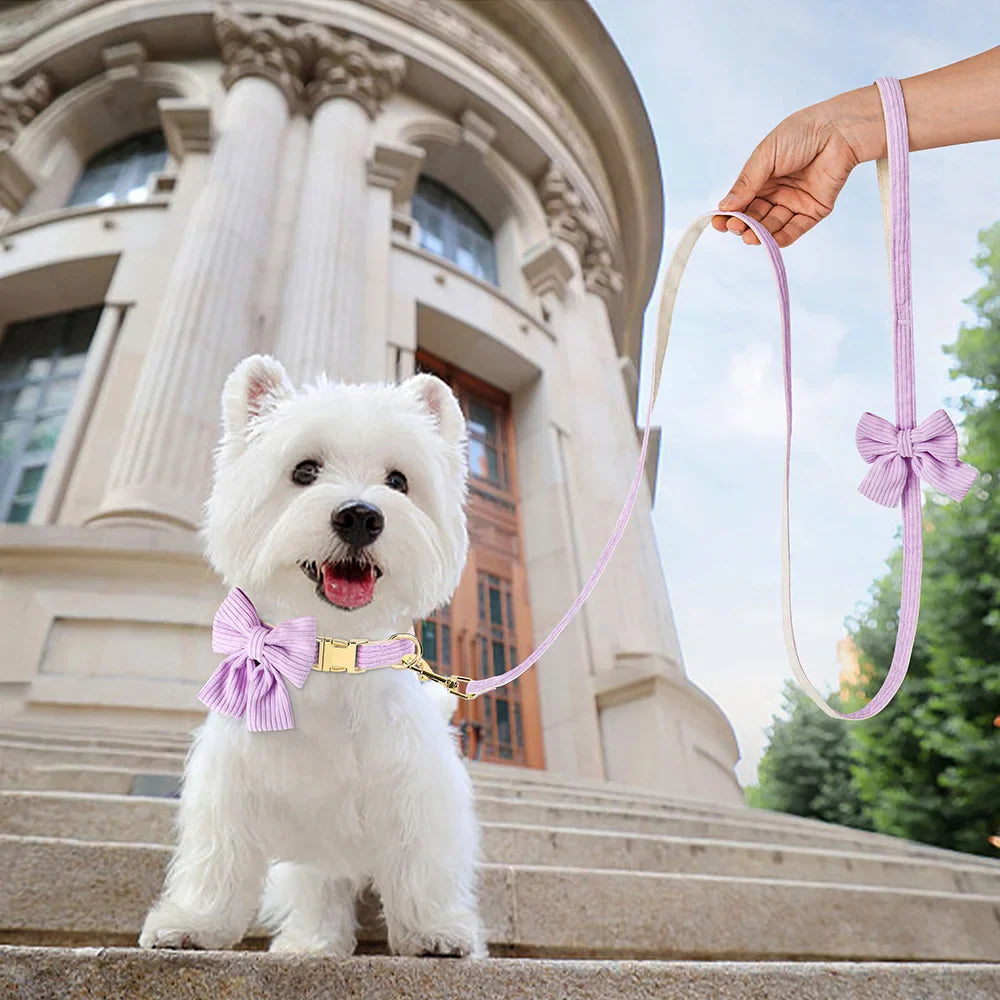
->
xmin=718 ymin=138 xmax=774 ymax=210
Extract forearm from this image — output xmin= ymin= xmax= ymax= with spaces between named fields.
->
xmin=817 ymin=46 xmax=1000 ymax=164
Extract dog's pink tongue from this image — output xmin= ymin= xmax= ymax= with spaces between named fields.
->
xmin=322 ymin=563 xmax=376 ymax=609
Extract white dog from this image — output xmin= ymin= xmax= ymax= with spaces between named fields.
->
xmin=139 ymin=355 xmax=486 ymax=958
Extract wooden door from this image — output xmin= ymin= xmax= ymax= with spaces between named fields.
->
xmin=414 ymin=350 xmax=545 ymax=768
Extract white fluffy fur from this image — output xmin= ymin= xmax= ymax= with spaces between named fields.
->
xmin=139 ymin=355 xmax=485 ymax=958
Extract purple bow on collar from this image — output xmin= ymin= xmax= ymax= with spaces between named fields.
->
xmin=198 ymin=588 xmax=317 ymax=732
xmin=856 ymin=409 xmax=978 ymax=508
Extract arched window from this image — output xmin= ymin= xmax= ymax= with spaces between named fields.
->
xmin=67 ymin=131 xmax=168 ymax=209
xmin=411 ymin=176 xmax=498 ymax=285
xmin=0 ymin=305 xmax=103 ymax=522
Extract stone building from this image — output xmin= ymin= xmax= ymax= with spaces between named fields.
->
xmin=0 ymin=0 xmax=740 ymax=803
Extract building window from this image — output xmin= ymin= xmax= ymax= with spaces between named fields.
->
xmin=477 ymin=571 xmax=524 ymax=761
xmin=411 ymin=176 xmax=499 ymax=285
xmin=0 ymin=306 xmax=103 ymax=523
xmin=67 ymin=131 xmax=168 ymax=209
xmin=467 ymin=395 xmax=509 ymax=491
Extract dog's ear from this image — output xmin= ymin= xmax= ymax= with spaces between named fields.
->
xmin=405 ymin=373 xmax=467 ymax=447
xmin=222 ymin=355 xmax=294 ymax=437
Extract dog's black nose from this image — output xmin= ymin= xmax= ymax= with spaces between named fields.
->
xmin=332 ymin=502 xmax=384 ymax=548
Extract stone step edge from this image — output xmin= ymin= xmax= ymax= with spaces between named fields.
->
xmin=4 ymin=834 xmax=999 ymax=905
xmin=1 ymin=745 xmax=971 ymax=850
xmin=0 ymin=786 xmax=981 ymax=870
xmin=2 ymin=947 xmax=1000 ymax=1000
xmin=5 ymin=811 xmax=999 ymax=888
xmin=2 ymin=783 xmax=994 ymax=871
xmin=0 ymin=756 xmax=955 ymax=843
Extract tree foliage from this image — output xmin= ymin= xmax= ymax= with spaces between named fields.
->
xmin=756 ymin=680 xmax=871 ymax=829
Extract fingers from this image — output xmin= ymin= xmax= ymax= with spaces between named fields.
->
xmin=773 ymin=214 xmax=816 ymax=247
xmin=741 ymin=203 xmax=794 ymax=245
xmin=714 ymin=200 xmax=813 ymax=249
xmin=713 ymin=134 xmax=775 ymax=238
xmin=718 ymin=135 xmax=775 ymax=212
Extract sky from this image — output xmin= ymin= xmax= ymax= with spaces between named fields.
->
xmin=587 ymin=0 xmax=1000 ymax=784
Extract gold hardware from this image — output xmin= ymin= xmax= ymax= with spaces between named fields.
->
xmin=389 ymin=632 xmax=422 ymax=669
xmin=313 ymin=637 xmax=370 ymax=673
xmin=388 ymin=632 xmax=479 ymax=700
xmin=311 ymin=631 xmax=479 ymax=699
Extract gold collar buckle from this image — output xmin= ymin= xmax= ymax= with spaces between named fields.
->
xmin=314 ymin=637 xmax=370 ymax=673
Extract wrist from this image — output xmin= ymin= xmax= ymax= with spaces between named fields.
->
xmin=820 ymin=84 xmax=887 ymax=164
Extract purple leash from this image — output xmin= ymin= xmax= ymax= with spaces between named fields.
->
xmin=470 ymin=77 xmax=976 ymax=718
xmin=202 ymin=78 xmax=976 ymax=729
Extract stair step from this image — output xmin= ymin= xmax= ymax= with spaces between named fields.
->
xmin=3 ymin=732 xmax=983 ymax=865
xmin=0 ymin=727 xmax=192 ymax=754
xmin=3 ymin=948 xmax=1000 ymax=1000
xmin=1 ymin=784 xmax=994 ymax=873
xmin=0 ymin=741 xmax=185 ymax=773
xmin=0 ymin=743 xmax=990 ymax=869
xmin=2 ymin=836 xmax=999 ymax=960
xmin=475 ymin=795 xmax=995 ymax=864
xmin=0 ymin=730 xmax=758 ymax=815
xmin=2 ymin=791 xmax=997 ymax=895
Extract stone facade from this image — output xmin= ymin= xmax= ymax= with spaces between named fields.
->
xmin=0 ymin=0 xmax=741 ymax=804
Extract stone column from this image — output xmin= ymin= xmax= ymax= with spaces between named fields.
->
xmin=536 ymin=164 xmax=685 ymax=666
xmin=91 ymin=10 xmax=301 ymax=530
xmin=365 ymin=141 xmax=424 ymax=381
xmin=274 ymin=28 xmax=405 ymax=385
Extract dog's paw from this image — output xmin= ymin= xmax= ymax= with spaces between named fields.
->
xmin=389 ymin=918 xmax=487 ymax=959
xmin=269 ymin=930 xmax=356 ymax=957
xmin=139 ymin=902 xmax=240 ymax=951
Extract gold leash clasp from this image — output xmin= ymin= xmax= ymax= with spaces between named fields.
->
xmin=388 ymin=633 xmax=479 ymax=700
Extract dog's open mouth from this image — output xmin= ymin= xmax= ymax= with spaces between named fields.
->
xmin=300 ymin=559 xmax=382 ymax=610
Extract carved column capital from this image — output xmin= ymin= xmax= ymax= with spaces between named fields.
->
xmin=537 ymin=162 xmax=623 ymax=300
xmin=301 ymin=24 xmax=405 ymax=119
xmin=215 ymin=4 xmax=306 ymax=107
xmin=580 ymin=215 xmax=624 ymax=300
xmin=537 ymin=163 xmax=589 ymax=257
xmin=0 ymin=71 xmax=52 ymax=149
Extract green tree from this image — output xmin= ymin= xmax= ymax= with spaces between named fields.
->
xmin=848 ymin=221 xmax=1000 ymax=855
xmin=755 ymin=680 xmax=872 ymax=830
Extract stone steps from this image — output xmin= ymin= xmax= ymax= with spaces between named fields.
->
xmin=0 ymin=726 xmax=193 ymax=754
xmin=2 ymin=948 xmax=999 ymax=1000
xmin=2 ymin=790 xmax=997 ymax=895
xmin=1 ymin=781 xmax=991 ymax=872
xmin=0 ymin=729 xmax=989 ymax=857
xmin=3 ymin=835 xmax=1000 ymax=961
xmin=0 ymin=728 xmax=988 ymax=864
xmin=0 ymin=740 xmax=186 ymax=773
xmin=3 ymin=745 xmax=998 ymax=871
xmin=4 ymin=719 xmax=1000 ymax=980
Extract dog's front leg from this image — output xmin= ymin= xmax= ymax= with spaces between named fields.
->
xmin=262 ymin=862 xmax=358 ymax=955
xmin=139 ymin=725 xmax=267 ymax=950
xmin=372 ymin=747 xmax=487 ymax=958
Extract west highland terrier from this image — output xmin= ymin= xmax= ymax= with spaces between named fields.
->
xmin=139 ymin=354 xmax=486 ymax=958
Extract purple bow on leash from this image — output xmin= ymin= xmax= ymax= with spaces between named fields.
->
xmin=856 ymin=409 xmax=978 ymax=508
xmin=198 ymin=588 xmax=316 ymax=731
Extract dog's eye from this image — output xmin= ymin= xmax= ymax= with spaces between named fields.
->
xmin=386 ymin=469 xmax=408 ymax=493
xmin=291 ymin=460 xmax=321 ymax=486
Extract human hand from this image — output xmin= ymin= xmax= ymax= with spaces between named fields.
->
xmin=713 ymin=86 xmax=884 ymax=247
